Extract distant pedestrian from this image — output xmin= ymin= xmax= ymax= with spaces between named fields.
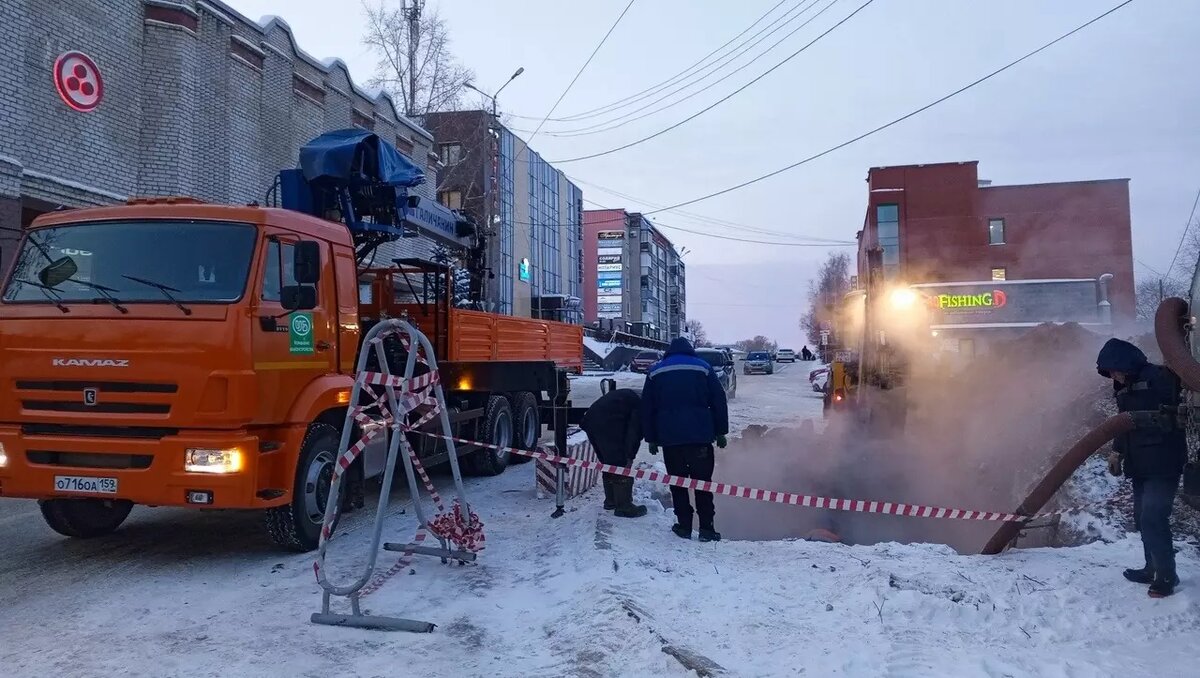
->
xmin=580 ymin=388 xmax=647 ymax=518
xmin=1097 ymin=338 xmax=1186 ymax=598
xmin=801 ymin=346 xmax=814 ymax=361
xmin=641 ymin=337 xmax=730 ymax=542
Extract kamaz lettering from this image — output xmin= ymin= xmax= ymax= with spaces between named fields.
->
xmin=52 ymin=358 xmax=129 ymax=367
xmin=937 ymin=290 xmax=1007 ymax=309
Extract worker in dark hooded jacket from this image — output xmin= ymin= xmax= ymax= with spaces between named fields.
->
xmin=641 ymin=337 xmax=730 ymax=542
xmin=1096 ymin=338 xmax=1187 ymax=598
xmin=580 ymin=387 xmax=647 ymax=518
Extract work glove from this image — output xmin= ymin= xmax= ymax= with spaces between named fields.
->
xmin=715 ymin=435 xmax=728 ymax=449
xmin=1107 ymin=451 xmax=1123 ymax=477
xmin=649 ymin=444 xmax=659 ymax=456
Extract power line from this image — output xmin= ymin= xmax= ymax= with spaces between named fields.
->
xmin=540 ymin=0 xmax=836 ymax=138
xmin=550 ymin=0 xmax=876 ymax=163
xmin=1166 ymin=185 xmax=1200 ymax=281
xmin=624 ymin=0 xmax=1134 ymax=215
xmin=1134 ymin=258 xmax=1165 ymax=278
xmin=523 ymin=0 xmax=637 ymax=148
xmin=570 ymin=174 xmax=853 ymax=243
xmin=508 ymin=0 xmax=797 ymax=123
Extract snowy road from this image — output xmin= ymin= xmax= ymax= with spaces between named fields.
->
xmin=3 ymin=362 xmax=1198 ymax=677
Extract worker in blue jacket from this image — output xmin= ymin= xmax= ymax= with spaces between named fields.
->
xmin=641 ymin=337 xmax=730 ymax=542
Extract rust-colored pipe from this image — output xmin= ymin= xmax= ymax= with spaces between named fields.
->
xmin=1155 ymin=297 xmax=1200 ymax=391
xmin=981 ymin=412 xmax=1134 ymax=554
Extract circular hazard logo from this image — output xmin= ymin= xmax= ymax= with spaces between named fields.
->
xmin=290 ymin=314 xmax=312 ymax=337
xmin=53 ymin=52 xmax=104 ymax=112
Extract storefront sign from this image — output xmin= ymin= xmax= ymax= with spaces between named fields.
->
xmin=519 ymin=258 xmax=530 ymax=282
xmin=597 ymin=254 xmax=622 ymax=264
xmin=598 ymin=230 xmax=625 ymax=241
xmin=597 ymin=263 xmax=622 ymax=273
xmin=917 ymin=279 xmax=1101 ymax=325
xmin=402 ymin=196 xmax=459 ymax=241
xmin=597 ymin=247 xmax=624 ymax=257
xmin=598 ymin=303 xmax=622 ymax=312
xmin=54 ymin=51 xmax=104 ymax=112
xmin=597 ymin=271 xmax=622 ymax=281
xmin=597 ymin=294 xmax=622 ymax=304
xmin=598 ymin=279 xmax=622 ymax=288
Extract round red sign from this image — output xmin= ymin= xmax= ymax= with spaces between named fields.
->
xmin=53 ymin=51 xmax=104 ymax=112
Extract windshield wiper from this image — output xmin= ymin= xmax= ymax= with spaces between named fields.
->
xmin=14 ymin=278 xmax=70 ymax=313
xmin=71 ymin=279 xmax=128 ymax=314
xmin=121 ymin=274 xmax=192 ymax=316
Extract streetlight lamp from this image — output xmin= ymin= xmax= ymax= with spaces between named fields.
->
xmin=464 ymin=67 xmax=524 ymax=117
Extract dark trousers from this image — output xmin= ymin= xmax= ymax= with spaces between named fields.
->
xmin=1132 ymin=476 xmax=1179 ymax=578
xmin=663 ymin=445 xmax=715 ymax=530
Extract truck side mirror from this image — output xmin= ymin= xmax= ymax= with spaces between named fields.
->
xmin=281 ymin=285 xmax=317 ymax=311
xmin=293 ymin=240 xmax=321 ymax=284
xmin=38 ymin=256 xmax=78 ymax=288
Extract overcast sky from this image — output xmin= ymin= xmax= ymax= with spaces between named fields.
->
xmin=225 ymin=0 xmax=1199 ymax=347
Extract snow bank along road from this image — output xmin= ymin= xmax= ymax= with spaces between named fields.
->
xmin=3 ymin=362 xmax=1198 ymax=676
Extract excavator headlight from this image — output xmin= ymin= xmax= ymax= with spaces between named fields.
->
xmin=185 ymin=448 xmax=244 ymax=474
xmin=889 ymin=288 xmax=918 ymax=310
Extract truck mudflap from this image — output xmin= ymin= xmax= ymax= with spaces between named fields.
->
xmin=0 ymin=426 xmax=301 ymax=509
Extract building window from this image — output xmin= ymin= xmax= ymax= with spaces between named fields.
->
xmin=438 ymin=190 xmax=462 ymax=210
xmin=439 ymin=143 xmax=462 ymax=165
xmin=991 ymin=267 xmax=1006 ymax=281
xmin=989 ymin=218 xmax=1005 ymax=245
xmin=876 ymin=203 xmax=900 ymax=277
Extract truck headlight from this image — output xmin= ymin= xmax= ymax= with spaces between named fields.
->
xmin=889 ymin=288 xmax=917 ymax=310
xmin=0 ymin=441 xmax=7 ymax=468
xmin=185 ymin=448 xmax=244 ymax=474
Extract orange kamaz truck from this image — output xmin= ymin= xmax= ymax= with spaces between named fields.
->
xmin=0 ymin=130 xmax=582 ymax=551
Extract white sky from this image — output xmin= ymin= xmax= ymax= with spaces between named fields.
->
xmin=223 ymin=0 xmax=1200 ymax=347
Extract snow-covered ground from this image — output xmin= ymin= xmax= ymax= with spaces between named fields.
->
xmin=2 ymin=363 xmax=1199 ymax=677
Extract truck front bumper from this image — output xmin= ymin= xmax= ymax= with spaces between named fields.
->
xmin=0 ymin=426 xmax=293 ymax=509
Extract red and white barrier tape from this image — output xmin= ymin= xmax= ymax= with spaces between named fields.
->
xmin=408 ymin=429 xmax=1080 ymax=525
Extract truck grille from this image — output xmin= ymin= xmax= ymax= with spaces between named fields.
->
xmin=21 ymin=424 xmax=179 ymax=440
xmin=26 ymin=450 xmax=153 ymax=470
xmin=16 ymin=380 xmax=176 ymax=416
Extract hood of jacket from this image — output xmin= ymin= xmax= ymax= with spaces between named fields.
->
xmin=665 ymin=336 xmax=696 ymax=357
xmin=1096 ymin=338 xmax=1148 ymax=379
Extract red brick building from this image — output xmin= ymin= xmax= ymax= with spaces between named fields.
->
xmin=858 ymin=161 xmax=1135 ymax=324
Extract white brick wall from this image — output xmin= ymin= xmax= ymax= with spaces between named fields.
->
xmin=0 ymin=0 xmax=439 ymax=265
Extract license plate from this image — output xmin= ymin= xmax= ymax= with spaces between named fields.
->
xmin=54 ymin=475 xmax=118 ymax=495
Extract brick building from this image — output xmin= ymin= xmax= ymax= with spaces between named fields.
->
xmin=857 ymin=161 xmax=1135 ymax=346
xmin=0 ymin=0 xmax=448 ymax=273
xmin=424 ymin=110 xmax=583 ymax=321
xmin=582 ymin=209 xmax=686 ymax=341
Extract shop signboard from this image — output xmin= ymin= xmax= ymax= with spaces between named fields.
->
xmin=597 ymin=263 xmax=622 ymax=273
xmin=598 ymin=303 xmax=622 ymax=312
xmin=915 ymin=279 xmax=1101 ymax=325
xmin=598 ymin=278 xmax=622 ymax=288
xmin=597 ymin=294 xmax=622 ymax=304
xmin=597 ymin=230 xmax=625 ymax=241
xmin=597 ymin=254 xmax=622 ymax=264
xmin=597 ymin=271 xmax=623 ymax=281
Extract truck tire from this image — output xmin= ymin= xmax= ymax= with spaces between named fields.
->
xmin=266 ymin=422 xmax=341 ymax=552
xmin=38 ymin=498 xmax=133 ymax=538
xmin=471 ymin=395 xmax=514 ymax=476
xmin=508 ymin=392 xmax=539 ymax=464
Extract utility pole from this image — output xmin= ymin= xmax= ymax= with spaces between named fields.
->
xmin=402 ymin=0 xmax=423 ymax=117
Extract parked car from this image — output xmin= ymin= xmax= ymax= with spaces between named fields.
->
xmin=696 ymin=347 xmax=737 ymax=400
xmin=809 ymin=363 xmax=830 ymax=383
xmin=776 ymin=348 xmax=797 ymax=363
xmin=629 ymin=350 xmax=661 ymax=373
xmin=744 ymin=351 xmax=774 ymax=375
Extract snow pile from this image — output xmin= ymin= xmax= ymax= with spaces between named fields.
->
xmin=584 ymin=335 xmax=619 ymax=359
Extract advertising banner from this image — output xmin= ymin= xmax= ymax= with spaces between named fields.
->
xmin=598 ymin=254 xmax=622 ymax=264
xmin=597 ymin=263 xmax=623 ymax=272
xmin=597 ymin=271 xmax=623 ymax=281
xmin=597 ymin=230 xmax=625 ymax=241
xmin=598 ymin=279 xmax=622 ymax=288
xmin=598 ymin=311 xmax=622 ymax=319
xmin=598 ymin=303 xmax=622 ymax=312
xmin=598 ymin=294 xmax=622 ymax=304
xmin=916 ymin=280 xmax=1100 ymax=325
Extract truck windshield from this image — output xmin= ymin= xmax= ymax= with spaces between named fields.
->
xmin=2 ymin=220 xmax=257 ymax=304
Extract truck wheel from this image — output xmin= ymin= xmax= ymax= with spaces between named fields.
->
xmin=38 ymin=498 xmax=133 ymax=538
xmin=472 ymin=395 xmax=514 ymax=476
xmin=508 ymin=392 xmax=539 ymax=464
xmin=266 ymin=422 xmax=341 ymax=552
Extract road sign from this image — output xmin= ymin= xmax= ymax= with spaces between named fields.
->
xmin=53 ymin=51 xmax=104 ymax=112
xmin=819 ymin=329 xmax=830 ymax=346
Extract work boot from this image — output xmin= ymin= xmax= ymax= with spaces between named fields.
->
xmin=698 ymin=528 xmax=722 ymax=543
xmin=1149 ymin=572 xmax=1180 ymax=599
xmin=672 ymin=523 xmax=692 ymax=539
xmin=612 ymin=477 xmax=647 ymax=518
xmin=1123 ymin=566 xmax=1155 ymax=584
xmin=602 ymin=475 xmax=616 ymax=511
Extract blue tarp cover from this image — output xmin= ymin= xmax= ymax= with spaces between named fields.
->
xmin=298 ymin=128 xmax=425 ymax=188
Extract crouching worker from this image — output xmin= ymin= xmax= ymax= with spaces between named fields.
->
xmin=642 ymin=337 xmax=730 ymax=542
xmin=1097 ymin=338 xmax=1186 ymax=598
xmin=580 ymin=386 xmax=647 ymax=518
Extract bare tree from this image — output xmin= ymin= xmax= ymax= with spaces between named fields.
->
xmin=684 ymin=319 xmax=710 ymax=347
xmin=735 ymin=336 xmax=777 ymax=353
xmin=800 ymin=252 xmax=852 ymax=345
xmin=363 ymin=1 xmax=474 ymax=118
